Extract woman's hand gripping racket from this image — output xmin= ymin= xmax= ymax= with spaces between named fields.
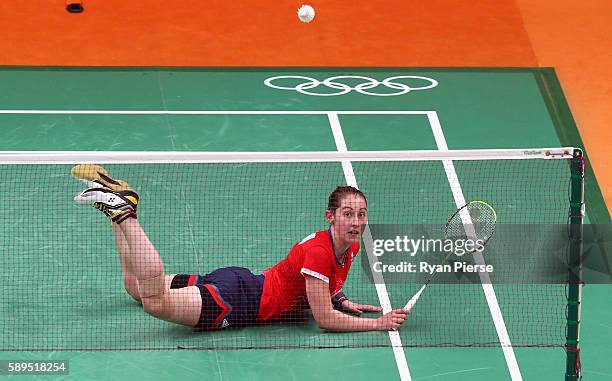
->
xmin=403 ymin=200 xmax=497 ymax=312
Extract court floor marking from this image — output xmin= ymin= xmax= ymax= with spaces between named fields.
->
xmin=426 ymin=111 xmax=523 ymax=381
xmin=328 ymin=111 xmax=411 ymax=381
xmin=0 ymin=110 xmax=431 ymax=115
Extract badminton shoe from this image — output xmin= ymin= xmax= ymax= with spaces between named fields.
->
xmin=74 ymin=187 xmax=138 ymax=224
xmin=71 ymin=163 xmax=139 ymax=211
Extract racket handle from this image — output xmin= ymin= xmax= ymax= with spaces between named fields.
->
xmin=403 ymin=284 xmax=427 ymax=312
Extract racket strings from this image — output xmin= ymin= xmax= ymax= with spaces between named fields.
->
xmin=445 ymin=201 xmax=496 ymax=245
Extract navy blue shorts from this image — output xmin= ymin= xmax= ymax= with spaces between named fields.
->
xmin=171 ymin=267 xmax=264 ymax=331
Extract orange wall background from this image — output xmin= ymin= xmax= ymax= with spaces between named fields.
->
xmin=0 ymin=0 xmax=609 ymax=209
xmin=517 ymin=0 xmax=611 ymax=211
xmin=0 ymin=1 xmax=538 ymax=66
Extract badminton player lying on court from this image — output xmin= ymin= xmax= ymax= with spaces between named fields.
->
xmin=72 ymin=165 xmax=408 ymax=332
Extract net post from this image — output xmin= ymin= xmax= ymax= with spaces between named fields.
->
xmin=565 ymin=148 xmax=584 ymax=381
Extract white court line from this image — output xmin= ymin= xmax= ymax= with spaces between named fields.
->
xmin=426 ymin=111 xmax=523 ymax=381
xmin=0 ymin=110 xmax=430 ymax=115
xmin=327 ymin=112 xmax=412 ymax=381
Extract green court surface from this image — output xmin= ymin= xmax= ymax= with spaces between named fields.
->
xmin=0 ymin=67 xmax=610 ymax=380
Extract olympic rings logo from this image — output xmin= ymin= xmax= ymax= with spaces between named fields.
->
xmin=264 ymin=75 xmax=438 ymax=97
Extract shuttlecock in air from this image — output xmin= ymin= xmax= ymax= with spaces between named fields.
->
xmin=297 ymin=4 xmax=315 ymax=23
